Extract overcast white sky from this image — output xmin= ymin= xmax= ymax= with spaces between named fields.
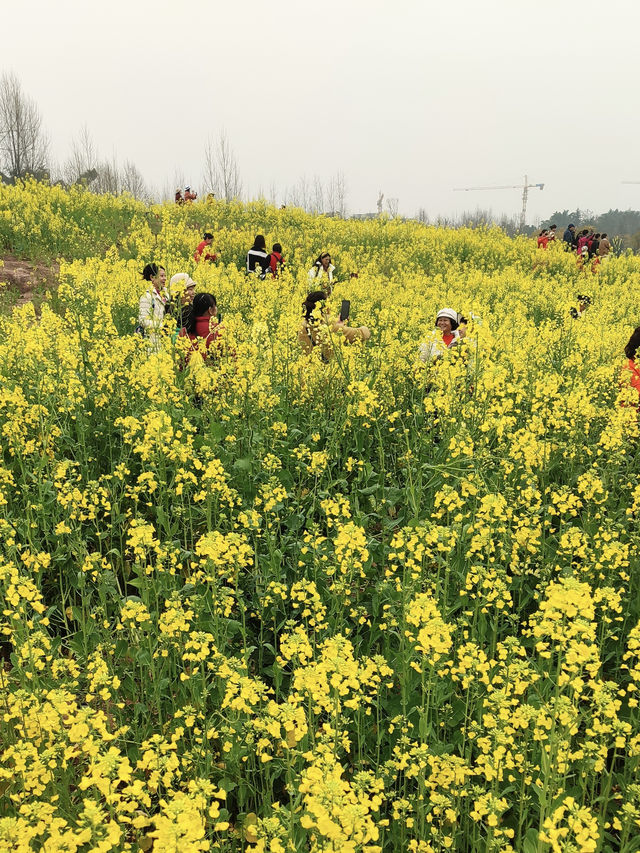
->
xmin=4 ymin=0 xmax=640 ymax=221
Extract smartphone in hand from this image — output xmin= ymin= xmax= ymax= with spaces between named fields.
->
xmin=340 ymin=300 xmax=351 ymax=322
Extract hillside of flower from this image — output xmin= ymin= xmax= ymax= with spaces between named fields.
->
xmin=2 ymin=180 xmax=640 ymax=852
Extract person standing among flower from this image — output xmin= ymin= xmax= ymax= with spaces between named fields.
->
xmin=623 ymin=327 xmax=640 ymax=398
xmin=298 ymin=291 xmax=370 ymax=360
xmin=563 ymin=223 xmax=576 ymax=250
xmin=577 ymin=245 xmax=590 ymax=270
xmin=576 ymin=229 xmax=590 ymax=254
xmin=266 ymin=242 xmax=285 ymax=277
xmin=178 ymin=293 xmax=222 ymax=365
xmin=137 ymin=263 xmax=169 ymax=349
xmin=308 ymin=252 xmax=336 ymax=294
xmin=246 ymin=235 xmax=270 ymax=278
xmin=419 ymin=308 xmax=461 ymax=362
xmin=194 ymin=232 xmax=218 ymax=264
xmin=169 ymin=273 xmax=197 ymax=331
xmin=569 ymin=294 xmax=592 ymax=319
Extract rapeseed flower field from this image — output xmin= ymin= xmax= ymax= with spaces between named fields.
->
xmin=2 ymin=180 xmax=640 ymax=851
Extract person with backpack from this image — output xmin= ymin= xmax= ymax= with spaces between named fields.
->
xmin=266 ymin=243 xmax=285 ymax=277
xmin=246 ymin=235 xmax=270 ymax=278
xmin=589 ymin=233 xmax=601 ymax=258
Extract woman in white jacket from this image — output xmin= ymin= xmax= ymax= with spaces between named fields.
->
xmin=419 ymin=307 xmax=462 ymax=362
xmin=138 ymin=263 xmax=169 ymax=350
xmin=308 ymin=252 xmax=336 ymax=293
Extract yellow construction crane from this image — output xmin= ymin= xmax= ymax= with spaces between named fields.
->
xmin=453 ymin=174 xmax=544 ymax=231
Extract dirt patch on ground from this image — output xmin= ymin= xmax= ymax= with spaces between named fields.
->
xmin=0 ymin=255 xmax=60 ymax=309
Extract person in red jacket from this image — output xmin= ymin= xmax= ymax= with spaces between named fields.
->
xmin=623 ymin=327 xmax=640 ymax=398
xmin=537 ymin=229 xmax=549 ymax=249
xmin=178 ymin=293 xmax=222 ymax=364
xmin=194 ymin=233 xmax=217 ymax=263
xmin=266 ymin=242 xmax=285 ymax=277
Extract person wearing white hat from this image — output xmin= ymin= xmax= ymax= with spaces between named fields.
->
xmin=419 ymin=307 xmax=461 ymax=362
xmin=169 ymin=273 xmax=197 ymax=331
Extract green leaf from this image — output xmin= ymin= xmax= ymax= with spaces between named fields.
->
xmin=523 ymin=828 xmax=539 ymax=853
xmin=217 ymin=777 xmax=237 ymax=794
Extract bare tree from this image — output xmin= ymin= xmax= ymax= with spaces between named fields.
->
xmin=377 ymin=191 xmax=384 ymax=216
xmin=333 ymin=171 xmax=347 ymax=217
xmin=218 ymin=131 xmax=242 ymax=201
xmin=0 ymin=72 xmax=49 ymax=179
xmin=121 ymin=159 xmax=148 ymax=200
xmin=63 ymin=125 xmax=98 ymax=186
xmin=202 ymin=131 xmax=242 ymax=202
xmin=386 ymin=197 xmax=399 ymax=218
xmin=93 ymin=156 xmax=121 ymax=195
xmin=289 ymin=175 xmax=309 ymax=210
xmin=311 ymin=175 xmax=324 ymax=213
xmin=325 ymin=177 xmax=337 ymax=215
xmin=202 ymin=135 xmax=219 ymax=197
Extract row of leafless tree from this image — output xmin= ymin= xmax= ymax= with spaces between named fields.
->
xmin=0 ymin=72 xmax=151 ymax=199
xmin=0 ymin=73 xmax=49 ymax=182
xmin=0 ymin=72 xmax=358 ymax=215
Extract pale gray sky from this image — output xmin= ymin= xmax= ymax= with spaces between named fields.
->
xmin=5 ymin=0 xmax=640 ymax=221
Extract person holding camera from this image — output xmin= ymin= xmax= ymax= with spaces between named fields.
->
xmin=298 ymin=291 xmax=370 ymax=361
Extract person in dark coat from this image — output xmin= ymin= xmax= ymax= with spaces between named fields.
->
xmin=563 ymin=224 xmax=576 ymax=250
xmin=246 ymin=235 xmax=270 ymax=278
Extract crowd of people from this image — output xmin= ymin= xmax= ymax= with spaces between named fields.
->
xmin=137 ymin=229 xmax=640 ymax=401
xmin=537 ymin=223 xmax=612 ymax=258
xmin=137 ymin=252 xmax=479 ymax=375
xmin=561 ymin=225 xmax=611 ymax=257
xmin=175 ymin=186 xmax=198 ymax=204
xmin=535 ymin=223 xmax=612 ymax=275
